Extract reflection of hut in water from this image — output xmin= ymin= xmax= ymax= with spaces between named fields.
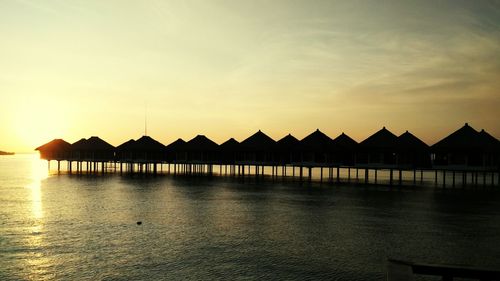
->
xmin=165 ymin=138 xmax=187 ymax=163
xmin=71 ymin=136 xmax=115 ymax=161
xmin=331 ymin=132 xmax=358 ymax=166
xmin=358 ymin=127 xmax=398 ymax=166
xmin=276 ymin=134 xmax=300 ymax=165
xmin=184 ymin=135 xmax=219 ymax=162
xmin=432 ymin=123 xmax=499 ymax=168
xmin=396 ymin=131 xmax=430 ymax=168
xmin=299 ymin=129 xmax=333 ymax=164
xmin=36 ymin=139 xmax=72 ymax=160
xmin=219 ymin=138 xmax=240 ymax=165
xmin=238 ymin=130 xmax=276 ymax=164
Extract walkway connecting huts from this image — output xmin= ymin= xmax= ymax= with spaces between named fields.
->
xmin=35 ymin=123 xmax=500 ymax=187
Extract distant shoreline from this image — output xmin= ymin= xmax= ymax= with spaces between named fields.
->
xmin=0 ymin=151 xmax=15 ymax=156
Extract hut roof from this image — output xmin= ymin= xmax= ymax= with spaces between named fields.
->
xmin=431 ymin=123 xmax=481 ymax=151
xmin=133 ymin=136 xmax=166 ymax=151
xmin=276 ymin=134 xmax=300 ymax=151
xmin=35 ymin=139 xmax=72 ymax=152
xmin=185 ymin=135 xmax=219 ymax=151
xmin=478 ymin=129 xmax=500 ymax=152
xmin=240 ymin=130 xmax=276 ymax=150
xmin=116 ymin=139 xmax=136 ymax=151
xmin=332 ymin=132 xmax=358 ymax=150
xmin=397 ymin=131 xmax=429 ymax=151
xmin=165 ymin=138 xmax=186 ymax=151
xmin=300 ymin=129 xmax=333 ymax=151
xmin=74 ymin=136 xmax=115 ymax=151
xmin=219 ymin=138 xmax=240 ymax=152
xmin=360 ymin=127 xmax=398 ymax=149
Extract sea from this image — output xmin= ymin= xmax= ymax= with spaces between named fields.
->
xmin=1 ymin=154 xmax=500 ymax=280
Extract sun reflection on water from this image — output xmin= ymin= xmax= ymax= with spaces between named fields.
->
xmin=24 ymin=154 xmax=52 ymax=279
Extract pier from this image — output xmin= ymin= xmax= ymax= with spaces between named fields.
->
xmin=35 ymin=123 xmax=500 ymax=187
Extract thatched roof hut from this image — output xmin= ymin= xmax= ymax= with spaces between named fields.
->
xmin=71 ymin=136 xmax=115 ymax=161
xmin=184 ymin=135 xmax=219 ymax=162
xmin=432 ymin=123 xmax=499 ymax=167
xmin=396 ymin=131 xmax=430 ymax=168
xmin=239 ymin=130 xmax=276 ymax=163
xmin=165 ymin=138 xmax=187 ymax=162
xmin=358 ymin=127 xmax=398 ymax=165
xmin=431 ymin=123 xmax=481 ymax=152
xmin=331 ymin=132 xmax=358 ymax=165
xmin=276 ymin=134 xmax=300 ymax=164
xmin=219 ymin=138 xmax=240 ymax=164
xmin=299 ymin=129 xmax=334 ymax=163
xmin=35 ymin=139 xmax=72 ymax=160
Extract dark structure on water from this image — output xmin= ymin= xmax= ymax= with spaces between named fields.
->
xmin=35 ymin=123 xmax=500 ymax=187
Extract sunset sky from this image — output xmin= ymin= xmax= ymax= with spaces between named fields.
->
xmin=1 ymin=0 xmax=499 ymax=152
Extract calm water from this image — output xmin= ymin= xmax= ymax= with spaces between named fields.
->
xmin=1 ymin=155 xmax=500 ymax=280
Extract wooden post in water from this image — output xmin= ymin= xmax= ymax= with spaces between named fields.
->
xmin=336 ymin=167 xmax=340 ymax=183
xmin=398 ymin=170 xmax=402 ymax=186
xmin=374 ymin=169 xmax=378 ymax=184
xmin=390 ymin=169 xmax=393 ymax=186
xmin=365 ymin=168 xmax=369 ymax=184
xmin=443 ymin=170 xmax=446 ymax=188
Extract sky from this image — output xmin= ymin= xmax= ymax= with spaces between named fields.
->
xmin=1 ymin=0 xmax=499 ymax=152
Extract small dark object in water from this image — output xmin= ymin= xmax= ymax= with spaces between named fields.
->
xmin=137 ymin=221 xmax=142 ymax=225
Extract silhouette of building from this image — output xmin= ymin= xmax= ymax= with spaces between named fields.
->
xmin=219 ymin=138 xmax=240 ymax=165
xmin=238 ymin=130 xmax=276 ymax=164
xmin=276 ymin=134 xmax=301 ymax=165
xmin=299 ymin=129 xmax=334 ymax=164
xmin=71 ymin=136 xmax=115 ymax=162
xmin=358 ymin=127 xmax=398 ymax=166
xmin=432 ymin=123 xmax=499 ymax=168
xmin=165 ymin=138 xmax=187 ymax=163
xmin=396 ymin=131 xmax=430 ymax=168
xmin=36 ymin=139 xmax=72 ymax=160
xmin=331 ymin=132 xmax=358 ymax=166
xmin=184 ymin=135 xmax=219 ymax=163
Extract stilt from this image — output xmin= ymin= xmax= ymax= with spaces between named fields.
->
xmin=374 ymin=169 xmax=378 ymax=184
xmin=443 ymin=170 xmax=446 ymax=188
xmin=365 ymin=168 xmax=369 ymax=184
xmin=452 ymin=171 xmax=455 ymax=188
xmin=336 ymin=167 xmax=340 ymax=183
xmin=398 ymin=170 xmax=402 ymax=186
xmin=390 ymin=169 xmax=393 ymax=186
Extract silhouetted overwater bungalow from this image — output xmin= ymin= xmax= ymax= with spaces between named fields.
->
xmin=36 ymin=139 xmax=72 ymax=160
xmin=358 ymin=127 xmax=398 ymax=166
xmin=478 ymin=129 xmax=500 ymax=168
xmin=219 ymin=138 xmax=240 ymax=165
xmin=299 ymin=129 xmax=334 ymax=164
xmin=432 ymin=123 xmax=499 ymax=169
xmin=238 ymin=130 xmax=276 ymax=164
xmin=331 ymin=132 xmax=358 ymax=166
xmin=276 ymin=134 xmax=301 ymax=165
xmin=116 ymin=139 xmax=136 ymax=162
xmin=132 ymin=136 xmax=166 ymax=162
xmin=71 ymin=136 xmax=115 ymax=162
xmin=396 ymin=131 xmax=431 ymax=168
xmin=165 ymin=138 xmax=187 ymax=163
xmin=184 ymin=135 xmax=219 ymax=162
